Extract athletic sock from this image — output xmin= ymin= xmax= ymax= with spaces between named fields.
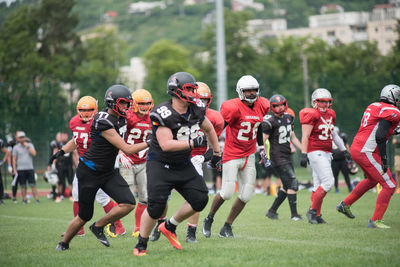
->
xmin=165 ymin=217 xmax=178 ymax=232
xmin=270 ymin=189 xmax=287 ymax=212
xmin=135 ymin=202 xmax=147 ymax=230
xmin=371 ymin=187 xmax=394 ymax=221
xmin=137 ymin=234 xmax=149 ymax=249
xmin=344 ymin=179 xmax=375 ymax=206
xmin=103 ymin=200 xmax=115 ymax=214
xmin=287 ymin=193 xmax=298 ymax=216
xmin=73 ymin=201 xmax=79 ymax=217
xmin=311 ymin=186 xmax=327 ymax=216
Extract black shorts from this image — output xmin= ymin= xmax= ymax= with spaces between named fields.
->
xmin=274 ymin=163 xmax=297 ymax=191
xmin=56 ymin=165 xmax=74 ymax=185
xmin=146 ymin=160 xmax=208 ymax=207
xmin=76 ymin=162 xmax=135 ymax=221
xmin=18 ymin=170 xmax=36 ymax=186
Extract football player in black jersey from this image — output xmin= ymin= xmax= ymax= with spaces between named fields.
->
xmin=133 ymin=72 xmax=221 ymax=256
xmin=0 ymin=138 xmax=10 ymax=204
xmin=261 ymin=94 xmax=303 ymax=221
xmin=56 ymin=85 xmax=149 ymax=251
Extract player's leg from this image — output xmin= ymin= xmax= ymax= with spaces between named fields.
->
xmin=203 ymin=158 xmax=240 ymax=237
xmin=266 ymin=165 xmax=287 ymax=219
xmin=339 ymin=159 xmax=352 ymax=192
xmin=0 ymin=171 xmax=3 ymax=204
xmin=331 ymin=160 xmax=340 ymax=193
xmin=19 ymin=171 xmax=27 ymax=203
xmin=133 ymin=163 xmax=148 ymax=237
xmin=221 ymin=154 xmax=256 ymax=237
xmin=27 ymin=170 xmax=39 ymax=202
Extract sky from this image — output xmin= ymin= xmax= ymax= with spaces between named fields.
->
xmin=0 ymin=0 xmax=16 ymax=6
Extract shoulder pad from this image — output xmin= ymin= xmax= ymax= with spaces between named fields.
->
xmin=263 ymin=114 xmax=272 ymax=122
xmin=299 ymin=108 xmax=318 ymax=125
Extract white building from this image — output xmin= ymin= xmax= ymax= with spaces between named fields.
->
xmin=128 ymin=1 xmax=166 ymax=15
xmin=119 ymin=57 xmax=146 ymax=90
xmin=232 ymin=0 xmax=264 ymax=12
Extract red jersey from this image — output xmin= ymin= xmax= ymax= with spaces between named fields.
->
xmin=70 ymin=114 xmax=92 ymax=157
xmin=352 ymin=102 xmax=400 ymax=153
xmin=191 ymin=108 xmax=225 ymax=157
xmin=299 ymin=108 xmax=336 ymax=153
xmin=125 ymin=110 xmax=152 ymax=164
xmin=221 ymin=97 xmax=270 ymax=163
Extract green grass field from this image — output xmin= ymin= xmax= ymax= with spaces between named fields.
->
xmin=1 ymin=182 xmax=399 ymax=267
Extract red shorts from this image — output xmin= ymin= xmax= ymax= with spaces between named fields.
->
xmin=350 ymin=147 xmax=396 ymax=189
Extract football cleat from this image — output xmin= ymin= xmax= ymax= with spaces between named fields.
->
xmin=132 ymin=231 xmax=140 ymax=238
xmin=89 ymin=223 xmax=110 ymax=247
xmin=266 ymin=210 xmax=279 ymax=220
xmin=202 ymin=216 xmax=213 ymax=238
xmin=291 ymin=215 xmax=303 ymax=221
xmin=56 ymin=242 xmax=69 ymax=251
xmin=133 ymin=247 xmax=147 ymax=256
xmin=159 ymin=222 xmax=182 ymax=250
xmin=306 ymin=209 xmax=318 ymax=224
xmin=316 ymin=215 xmax=327 ymax=224
xmin=105 ymin=223 xmax=117 ymax=238
xmin=150 ymin=220 xmax=164 ymax=242
xmin=186 ymin=226 xmax=197 ymax=243
xmin=219 ymin=223 xmax=234 ymax=238
xmin=336 ymin=201 xmax=355 ymax=219
xmin=367 ymin=219 xmax=391 ymax=229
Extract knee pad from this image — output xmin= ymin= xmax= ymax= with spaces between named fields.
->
xmin=220 ymin=183 xmax=235 ymax=200
xmin=189 ymin=192 xmax=208 ymax=212
xmin=78 ymin=205 xmax=93 ymax=222
xmin=321 ymin=179 xmax=334 ymax=192
xmin=288 ymin=179 xmax=299 ymax=192
xmin=147 ymin=201 xmax=167 ymax=219
xmin=95 ymin=191 xmax=111 ymax=207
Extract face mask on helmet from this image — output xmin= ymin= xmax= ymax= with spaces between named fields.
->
xmin=269 ymin=94 xmax=287 ymax=116
xmin=380 ymin=84 xmax=400 ymax=109
xmin=312 ymin=88 xmax=332 ymax=112
xmin=236 ymin=75 xmax=259 ymax=104
xmin=197 ymin=82 xmax=213 ymax=108
xmin=77 ymin=96 xmax=98 ymax=122
xmin=167 ymin=72 xmax=200 ymax=104
xmin=132 ymin=89 xmax=154 ymax=115
xmin=105 ymin=85 xmax=133 ymax=117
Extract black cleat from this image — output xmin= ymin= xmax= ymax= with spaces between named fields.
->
xmin=266 ymin=210 xmax=279 ymax=220
xmin=89 ymin=222 xmax=110 ymax=247
xmin=186 ymin=226 xmax=198 ymax=243
xmin=202 ymin=216 xmax=214 ymax=238
xmin=336 ymin=201 xmax=355 ymax=219
xmin=316 ymin=215 xmax=327 ymax=224
xmin=306 ymin=209 xmax=318 ymax=224
xmin=219 ymin=223 xmax=234 ymax=238
xmin=56 ymin=242 xmax=69 ymax=251
xmin=150 ymin=219 xmax=164 ymax=242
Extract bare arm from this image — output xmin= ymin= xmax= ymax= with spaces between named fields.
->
xmin=156 ymin=126 xmax=191 ymax=152
xmin=301 ymin=124 xmax=313 ymax=154
xmin=290 ymin=131 xmax=302 ymax=151
xmin=26 ymin=143 xmax=36 ymax=157
xmin=61 ymin=139 xmax=78 ymax=154
xmin=201 ymin=117 xmax=221 ymax=154
xmin=12 ymin=154 xmax=17 ymax=174
xmin=1 ymin=147 xmax=9 ymax=163
xmin=101 ymin=128 xmax=148 ymax=155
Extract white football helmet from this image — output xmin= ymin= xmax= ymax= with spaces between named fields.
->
xmin=44 ymin=170 xmax=58 ymax=186
xmin=236 ymin=75 xmax=259 ymax=103
xmin=380 ymin=84 xmax=400 ymax=108
xmin=311 ymin=88 xmax=332 ymax=112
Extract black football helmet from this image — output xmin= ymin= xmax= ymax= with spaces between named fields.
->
xmin=167 ymin=72 xmax=199 ymax=104
xmin=269 ymin=94 xmax=288 ymax=116
xmin=104 ymin=84 xmax=133 ymax=117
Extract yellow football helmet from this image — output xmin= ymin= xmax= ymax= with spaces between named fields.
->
xmin=197 ymin=82 xmax=213 ymax=108
xmin=132 ymin=89 xmax=154 ymax=115
xmin=76 ymin=96 xmax=98 ymax=121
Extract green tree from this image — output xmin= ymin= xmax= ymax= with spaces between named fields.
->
xmin=142 ymin=39 xmax=198 ymax=104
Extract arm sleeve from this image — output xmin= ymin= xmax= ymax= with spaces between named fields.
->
xmin=376 ymin=119 xmax=392 ymax=161
xmin=257 ymin=123 xmax=264 ymax=146
xmin=332 ymin=130 xmax=346 ymax=151
xmin=264 ymin=139 xmax=270 ymax=158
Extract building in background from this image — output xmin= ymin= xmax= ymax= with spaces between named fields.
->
xmin=119 ymin=57 xmax=146 ymax=91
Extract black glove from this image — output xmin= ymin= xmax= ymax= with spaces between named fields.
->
xmin=48 ymin=149 xmax=65 ymax=165
xmin=343 ymin=151 xmax=352 ymax=164
xmin=381 ymin=155 xmax=388 ymax=173
xmin=210 ymin=154 xmax=222 ymax=171
xmin=203 ymin=149 xmax=214 ymax=162
xmin=192 ymin=135 xmax=207 ymax=148
xmin=300 ymin=153 xmax=308 ymax=168
xmin=259 ymin=148 xmax=272 ymax=169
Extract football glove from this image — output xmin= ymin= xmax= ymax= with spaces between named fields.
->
xmin=300 ymin=153 xmax=309 ymax=168
xmin=259 ymin=148 xmax=272 ymax=169
xmin=146 ymin=133 xmax=152 ymax=147
xmin=343 ymin=151 xmax=352 ymax=164
xmin=48 ymin=149 xmax=65 ymax=165
xmin=394 ymin=125 xmax=400 ymax=135
xmin=210 ymin=154 xmax=222 ymax=172
xmin=192 ymin=135 xmax=207 ymax=148
xmin=203 ymin=149 xmax=214 ymax=162
xmin=119 ymin=153 xmax=134 ymax=169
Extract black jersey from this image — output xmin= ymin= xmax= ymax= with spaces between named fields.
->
xmin=262 ymin=113 xmax=294 ymax=167
xmin=82 ymin=109 xmax=127 ymax=172
xmin=50 ymin=139 xmax=73 ymax=167
xmin=148 ymin=100 xmax=206 ymax=165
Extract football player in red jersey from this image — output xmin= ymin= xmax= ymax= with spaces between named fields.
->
xmin=202 ymin=75 xmax=270 ymax=238
xmin=50 ymin=96 xmax=126 ymax=237
xmin=336 ymin=84 xmax=400 ymax=228
xmin=300 ymin=88 xmax=350 ymax=224
xmin=117 ymin=89 xmax=153 ymax=238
